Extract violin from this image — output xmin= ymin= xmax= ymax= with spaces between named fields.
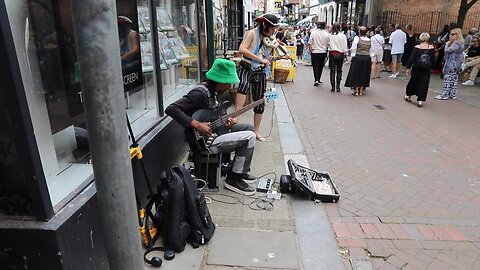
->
xmin=263 ymin=36 xmax=297 ymax=67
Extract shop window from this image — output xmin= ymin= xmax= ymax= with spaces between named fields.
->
xmin=150 ymin=0 xmax=201 ymax=108
xmin=4 ymin=0 xmax=169 ymax=209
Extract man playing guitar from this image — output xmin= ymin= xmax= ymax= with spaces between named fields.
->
xmin=236 ymin=13 xmax=290 ymax=142
xmin=165 ymin=59 xmax=258 ymax=196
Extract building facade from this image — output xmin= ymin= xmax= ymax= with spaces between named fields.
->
xmin=0 ymin=0 xmax=211 ymax=268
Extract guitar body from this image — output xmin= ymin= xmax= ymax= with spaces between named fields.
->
xmin=190 ymin=91 xmax=277 ymax=151
xmin=191 ymin=101 xmax=231 ymax=151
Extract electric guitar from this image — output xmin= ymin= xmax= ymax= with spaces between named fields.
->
xmin=192 ymin=91 xmax=278 ymax=151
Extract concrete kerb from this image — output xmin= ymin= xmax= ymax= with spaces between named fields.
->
xmin=273 ymin=83 xmax=346 ymax=270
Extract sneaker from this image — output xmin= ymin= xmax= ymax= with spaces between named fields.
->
xmin=462 ymin=80 xmax=475 ymax=86
xmin=434 ymin=95 xmax=448 ymax=100
xmin=240 ymin=173 xmax=257 ymax=184
xmin=313 ymin=81 xmax=319 ymax=86
xmin=225 ymin=174 xmax=255 ymax=196
xmin=389 ymin=74 xmax=397 ymax=78
xmin=450 ymin=96 xmax=458 ymax=100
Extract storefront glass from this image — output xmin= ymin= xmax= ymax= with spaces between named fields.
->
xmin=151 ymin=0 xmax=201 ymax=107
xmin=4 ymin=0 xmax=201 ymax=210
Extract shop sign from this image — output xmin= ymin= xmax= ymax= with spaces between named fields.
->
xmin=272 ymin=46 xmax=297 ymax=81
xmin=117 ymin=0 xmax=144 ymax=92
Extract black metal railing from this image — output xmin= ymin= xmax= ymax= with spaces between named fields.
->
xmin=381 ymin=10 xmax=480 ymax=35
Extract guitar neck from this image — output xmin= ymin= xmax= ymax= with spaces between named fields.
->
xmin=231 ymin=99 xmax=264 ymax=118
xmin=221 ymin=98 xmax=264 ymax=121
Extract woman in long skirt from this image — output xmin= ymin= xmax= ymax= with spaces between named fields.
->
xmin=302 ymin=44 xmax=312 ymax=65
xmin=345 ymin=26 xmax=371 ymax=96
xmin=404 ymin=33 xmax=435 ymax=107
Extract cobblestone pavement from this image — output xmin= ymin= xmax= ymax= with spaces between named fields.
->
xmin=282 ymin=64 xmax=480 ymax=270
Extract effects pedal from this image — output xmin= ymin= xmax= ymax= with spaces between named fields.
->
xmin=256 ymin=178 xmax=274 ymax=193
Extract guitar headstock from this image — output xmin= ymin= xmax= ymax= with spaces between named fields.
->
xmin=264 ymin=91 xmax=279 ymax=103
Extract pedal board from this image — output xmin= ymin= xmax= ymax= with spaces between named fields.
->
xmin=256 ymin=178 xmax=274 ymax=193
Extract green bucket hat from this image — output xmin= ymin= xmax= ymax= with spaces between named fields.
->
xmin=206 ymin=59 xmax=240 ymax=84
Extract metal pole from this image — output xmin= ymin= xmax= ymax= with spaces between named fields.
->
xmin=206 ymin=0 xmax=215 ymax=68
xmin=71 ymin=1 xmax=144 ymax=269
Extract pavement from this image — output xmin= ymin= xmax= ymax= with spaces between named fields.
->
xmin=147 ymin=63 xmax=480 ymax=270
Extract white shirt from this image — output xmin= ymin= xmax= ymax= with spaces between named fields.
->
xmin=309 ymin=29 xmax=329 ymax=53
xmin=389 ymin=29 xmax=407 ymax=54
xmin=328 ymin=33 xmax=348 ymax=53
xmin=370 ymin=34 xmax=385 ymax=52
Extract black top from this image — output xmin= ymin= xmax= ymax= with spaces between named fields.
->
xmin=165 ymin=83 xmax=215 ymax=128
xmin=467 ymin=46 xmax=480 ymax=57
xmin=406 ymin=47 xmax=435 ymax=69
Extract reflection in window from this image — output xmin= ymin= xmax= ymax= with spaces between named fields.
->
xmin=149 ymin=0 xmax=201 ymax=108
xmin=6 ymin=0 xmax=93 ymax=207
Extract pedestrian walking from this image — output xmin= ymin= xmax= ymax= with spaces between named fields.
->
xmin=401 ymin=24 xmax=417 ymax=67
xmin=345 ymin=26 xmax=371 ymax=96
xmin=295 ymin=33 xmax=304 ymax=63
xmin=302 ymin=29 xmax=312 ymax=65
xmin=389 ymin=24 xmax=407 ymax=78
xmin=435 ymin=28 xmax=465 ymax=100
xmin=382 ymin=24 xmax=394 ymax=73
xmin=309 ymin=21 xmax=330 ymax=86
xmin=404 ymin=32 xmax=435 ymax=107
xmin=370 ymin=28 xmax=385 ymax=79
xmin=327 ymin=23 xmax=348 ymax=92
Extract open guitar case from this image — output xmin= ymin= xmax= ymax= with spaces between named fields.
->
xmin=281 ymin=159 xmax=340 ymax=203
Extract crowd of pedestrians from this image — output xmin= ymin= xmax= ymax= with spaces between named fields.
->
xmin=285 ymin=20 xmax=480 ymax=107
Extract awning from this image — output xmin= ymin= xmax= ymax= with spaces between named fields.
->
xmin=296 ymin=15 xmax=316 ymax=26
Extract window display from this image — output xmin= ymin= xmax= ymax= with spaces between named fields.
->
xmin=4 ymin=0 xmax=202 ymax=210
xmin=155 ymin=0 xmax=200 ymax=108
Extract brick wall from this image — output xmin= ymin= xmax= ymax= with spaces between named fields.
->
xmin=382 ymin=0 xmax=480 ymax=33
xmin=384 ymin=0 xmax=480 ymax=14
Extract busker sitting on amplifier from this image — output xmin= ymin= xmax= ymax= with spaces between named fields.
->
xmin=165 ymin=58 xmax=258 ymax=196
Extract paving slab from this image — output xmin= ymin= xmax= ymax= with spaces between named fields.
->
xmin=207 ymin=228 xmax=300 ymax=269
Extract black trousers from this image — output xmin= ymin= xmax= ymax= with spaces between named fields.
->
xmin=311 ymin=52 xmax=327 ymax=82
xmin=329 ymin=53 xmax=345 ymax=90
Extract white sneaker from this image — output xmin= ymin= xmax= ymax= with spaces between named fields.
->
xmin=462 ymin=80 xmax=475 ymax=86
xmin=389 ymin=74 xmax=397 ymax=78
xmin=434 ymin=95 xmax=448 ymax=100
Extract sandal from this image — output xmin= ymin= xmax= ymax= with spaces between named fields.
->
xmin=404 ymin=96 xmax=412 ymax=102
xmin=256 ymin=135 xmax=266 ymax=142
xmin=376 ymin=75 xmax=381 ymax=78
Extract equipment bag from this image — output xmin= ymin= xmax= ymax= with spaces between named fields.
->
xmin=157 ymin=168 xmax=191 ymax=252
xmin=171 ymin=166 xmax=216 ymax=247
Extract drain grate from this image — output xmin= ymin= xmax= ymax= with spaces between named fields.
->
xmin=373 ymin=104 xmax=387 ymax=110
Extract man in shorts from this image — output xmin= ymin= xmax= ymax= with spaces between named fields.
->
xmin=370 ymin=28 xmax=385 ymax=78
xmin=389 ymin=24 xmax=406 ymax=78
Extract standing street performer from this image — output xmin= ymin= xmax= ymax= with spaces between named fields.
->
xmin=165 ymin=59 xmax=258 ymax=196
xmin=235 ymin=13 xmax=290 ymax=142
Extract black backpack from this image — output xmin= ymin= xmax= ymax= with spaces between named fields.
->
xmin=154 ymin=166 xmax=215 ymax=251
xmin=417 ymin=50 xmax=432 ymax=69
xmin=171 ymin=166 xmax=216 ymax=247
